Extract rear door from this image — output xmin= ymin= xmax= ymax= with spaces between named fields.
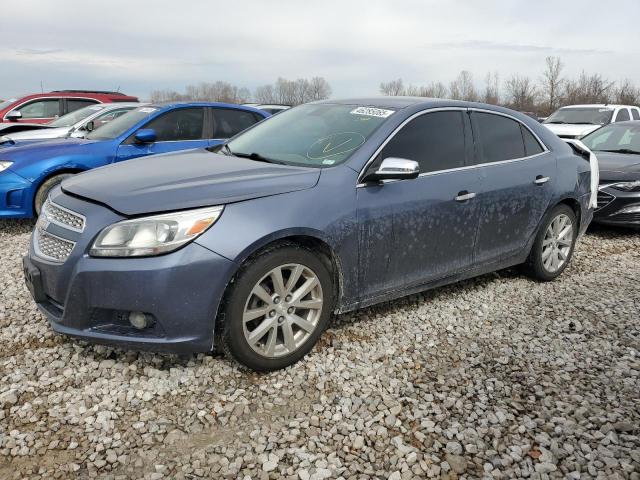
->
xmin=210 ymin=108 xmax=264 ymax=146
xmin=63 ymin=98 xmax=100 ymax=115
xmin=356 ymin=109 xmax=482 ymax=299
xmin=115 ymin=107 xmax=208 ymax=161
xmin=470 ymin=111 xmax=555 ymax=265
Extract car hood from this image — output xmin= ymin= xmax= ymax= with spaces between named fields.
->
xmin=595 ymin=151 xmax=640 ymax=181
xmin=7 ymin=126 xmax=70 ymax=140
xmin=0 ymin=137 xmax=100 ymax=162
xmin=62 ymin=150 xmax=321 ymax=216
xmin=544 ymin=123 xmax=601 ymax=138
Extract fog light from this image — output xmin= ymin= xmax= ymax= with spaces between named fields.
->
xmin=129 ymin=311 xmax=150 ymax=330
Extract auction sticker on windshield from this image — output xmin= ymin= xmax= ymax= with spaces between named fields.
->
xmin=350 ymin=107 xmax=395 ymax=118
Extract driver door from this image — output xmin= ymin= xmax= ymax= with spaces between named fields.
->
xmin=356 ymin=110 xmax=482 ymax=300
xmin=115 ymin=107 xmax=208 ymax=162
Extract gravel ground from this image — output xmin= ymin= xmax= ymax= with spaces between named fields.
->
xmin=0 ymin=219 xmax=638 ymax=480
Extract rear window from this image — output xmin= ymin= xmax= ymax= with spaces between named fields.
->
xmin=544 ymin=107 xmax=613 ymax=125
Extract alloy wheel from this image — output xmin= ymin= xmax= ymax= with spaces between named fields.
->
xmin=541 ymin=213 xmax=573 ymax=273
xmin=242 ymin=263 xmax=323 ymax=358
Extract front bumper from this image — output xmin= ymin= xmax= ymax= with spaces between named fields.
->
xmin=25 ymin=190 xmax=237 ymax=353
xmin=593 ymin=186 xmax=640 ymax=227
xmin=0 ymin=169 xmax=35 ymax=218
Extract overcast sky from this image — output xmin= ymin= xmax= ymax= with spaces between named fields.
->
xmin=2 ymin=0 xmax=639 ymax=100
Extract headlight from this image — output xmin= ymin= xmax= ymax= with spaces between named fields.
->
xmin=611 ymin=181 xmax=640 ymax=192
xmin=90 ymin=205 xmax=224 ymax=257
xmin=0 ymin=161 xmax=13 ymax=172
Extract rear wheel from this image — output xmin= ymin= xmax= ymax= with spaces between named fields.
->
xmin=524 ymin=204 xmax=577 ymax=281
xmin=34 ymin=173 xmax=74 ymax=215
xmin=220 ymin=245 xmax=333 ymax=371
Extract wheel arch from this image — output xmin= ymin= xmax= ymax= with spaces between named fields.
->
xmin=32 ymin=167 xmax=86 ymax=212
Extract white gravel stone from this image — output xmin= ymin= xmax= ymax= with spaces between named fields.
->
xmin=0 ymin=220 xmax=638 ymax=479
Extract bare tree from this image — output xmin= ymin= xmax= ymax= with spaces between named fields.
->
xmin=563 ymin=72 xmax=614 ymax=105
xmin=150 ymin=89 xmax=188 ymax=103
xmin=614 ymin=79 xmax=640 ymax=105
xmin=308 ymin=77 xmax=332 ymax=101
xmin=379 ymin=79 xmax=405 ymax=96
xmin=449 ymin=71 xmax=478 ymax=101
xmin=540 ymin=56 xmax=564 ymax=115
xmin=483 ymin=72 xmax=500 ymax=105
xmin=505 ymin=75 xmax=538 ymax=111
xmin=255 ymin=84 xmax=275 ymax=104
xmin=422 ymin=81 xmax=448 ymax=98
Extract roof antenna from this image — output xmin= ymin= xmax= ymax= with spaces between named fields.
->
xmin=40 ymin=81 xmax=44 ymax=93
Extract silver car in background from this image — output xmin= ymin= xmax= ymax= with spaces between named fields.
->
xmin=2 ymin=102 xmax=141 ymax=141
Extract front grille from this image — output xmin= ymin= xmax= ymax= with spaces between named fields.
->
xmin=42 ymin=199 xmax=85 ymax=232
xmin=596 ymin=191 xmax=615 ymax=210
xmin=35 ymin=227 xmax=75 ymax=262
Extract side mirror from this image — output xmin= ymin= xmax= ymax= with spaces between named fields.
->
xmin=362 ymin=157 xmax=420 ymax=183
xmin=6 ymin=111 xmax=22 ymax=122
xmin=84 ymin=120 xmax=95 ymax=132
xmin=134 ymin=128 xmax=157 ymax=144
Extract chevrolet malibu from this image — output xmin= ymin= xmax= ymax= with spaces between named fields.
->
xmin=24 ymin=98 xmax=595 ymax=371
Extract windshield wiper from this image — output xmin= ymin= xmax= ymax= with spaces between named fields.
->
xmin=232 ymin=151 xmax=283 ymax=164
xmin=597 ymin=148 xmax=640 ymax=155
xmin=546 ymin=121 xmax=566 ymax=124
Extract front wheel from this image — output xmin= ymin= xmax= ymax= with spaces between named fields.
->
xmin=34 ymin=173 xmax=74 ymax=215
xmin=220 ymin=245 xmax=333 ymax=371
xmin=523 ymin=204 xmax=577 ymax=281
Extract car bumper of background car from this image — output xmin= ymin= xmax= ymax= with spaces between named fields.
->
xmin=0 ymin=170 xmax=34 ymax=218
xmin=25 ymin=240 xmax=237 ymax=354
xmin=593 ymin=187 xmax=640 ymax=227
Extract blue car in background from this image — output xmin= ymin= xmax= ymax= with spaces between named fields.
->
xmin=0 ymin=102 xmax=269 ymax=217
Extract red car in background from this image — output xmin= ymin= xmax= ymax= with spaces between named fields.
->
xmin=0 ymin=90 xmax=139 ymax=124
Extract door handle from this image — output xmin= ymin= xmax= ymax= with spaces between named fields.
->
xmin=455 ymin=191 xmax=476 ymax=202
xmin=534 ymin=175 xmax=550 ymax=185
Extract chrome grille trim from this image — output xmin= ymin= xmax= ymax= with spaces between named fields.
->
xmin=596 ymin=190 xmax=615 ymax=211
xmin=34 ymin=227 xmax=76 ymax=263
xmin=42 ymin=199 xmax=86 ymax=232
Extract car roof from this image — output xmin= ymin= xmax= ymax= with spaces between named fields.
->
xmin=311 ymin=96 xmax=524 ymax=112
xmin=151 ymin=101 xmax=269 ymax=115
xmin=560 ymin=104 xmax=639 ymax=109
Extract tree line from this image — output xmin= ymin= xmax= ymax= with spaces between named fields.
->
xmin=150 ymin=76 xmax=331 ymax=106
xmin=380 ymin=57 xmax=640 ymax=116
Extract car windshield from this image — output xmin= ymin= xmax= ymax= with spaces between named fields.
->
xmin=48 ymin=105 xmax=106 ymax=127
xmin=544 ymin=107 xmax=613 ymax=125
xmin=0 ymin=99 xmax=17 ymax=110
xmin=86 ymin=106 xmax=159 ymax=140
xmin=223 ymin=104 xmax=394 ymax=167
xmin=581 ymin=124 xmax=640 ymax=153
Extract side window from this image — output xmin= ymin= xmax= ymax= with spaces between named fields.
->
xmin=15 ymin=99 xmax=60 ymax=119
xmin=379 ymin=111 xmax=466 ymax=173
xmin=473 ymin=112 xmax=525 ymax=163
xmin=521 ymin=125 xmax=544 ymax=156
xmin=144 ymin=108 xmax=205 ymax=141
xmin=632 ymin=109 xmax=640 ymax=121
xmin=67 ymin=99 xmax=99 ymax=113
xmin=615 ymin=108 xmax=630 ymax=122
xmin=213 ymin=109 xmax=262 ymax=138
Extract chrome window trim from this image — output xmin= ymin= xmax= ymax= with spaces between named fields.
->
xmin=33 ymin=227 xmax=76 ymax=264
xmin=356 ymin=106 xmax=550 ymax=186
xmin=44 ymin=198 xmax=86 ymax=233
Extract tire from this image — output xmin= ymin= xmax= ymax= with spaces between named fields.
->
xmin=34 ymin=173 xmax=74 ymax=215
xmin=220 ymin=245 xmax=333 ymax=372
xmin=523 ymin=204 xmax=577 ymax=281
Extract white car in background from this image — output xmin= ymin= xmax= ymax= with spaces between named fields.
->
xmin=2 ymin=102 xmax=141 ymax=141
xmin=543 ymin=104 xmax=640 ymax=139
